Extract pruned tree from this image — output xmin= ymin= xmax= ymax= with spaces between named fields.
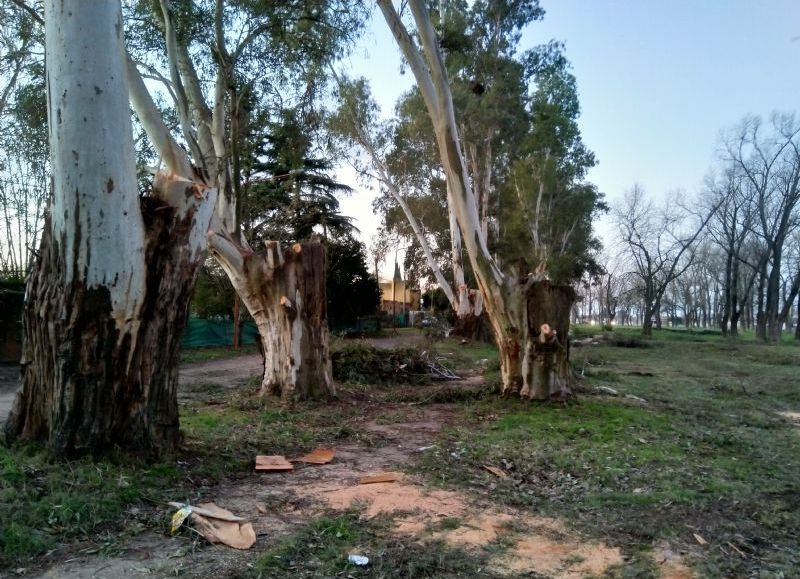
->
xmin=124 ymin=0 xmax=366 ymax=400
xmin=375 ymin=0 xmax=598 ymax=398
xmin=5 ymin=0 xmax=218 ymax=456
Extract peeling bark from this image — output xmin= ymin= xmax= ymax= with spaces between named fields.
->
xmin=3 ymin=1 xmax=217 ymax=456
xmin=521 ymin=282 xmax=575 ymax=401
xmin=209 ymin=237 xmax=333 ymax=402
xmin=6 ymin=185 xmax=214 ymax=456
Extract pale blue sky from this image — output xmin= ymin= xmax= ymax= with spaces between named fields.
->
xmin=338 ymin=1 xmax=800 ymax=269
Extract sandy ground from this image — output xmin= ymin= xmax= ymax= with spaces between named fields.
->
xmin=18 ymin=401 xmax=653 ymax=579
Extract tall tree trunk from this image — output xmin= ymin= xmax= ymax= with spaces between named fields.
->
xmin=642 ymin=299 xmax=655 ymax=337
xmin=209 ymin=237 xmax=333 ymax=402
xmin=379 ymin=0 xmax=532 ymax=394
xmin=756 ymin=265 xmax=767 ymax=340
xmin=5 ymin=1 xmax=216 ymax=456
xmin=765 ymin=258 xmax=782 ymax=343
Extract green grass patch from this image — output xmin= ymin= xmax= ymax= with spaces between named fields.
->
xmin=416 ymin=330 xmax=800 ymax=577
xmin=180 ymin=401 xmax=374 ymax=481
xmin=0 ymin=444 xmax=183 ymax=567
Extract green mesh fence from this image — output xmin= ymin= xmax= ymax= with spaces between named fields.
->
xmin=181 ymin=319 xmax=259 ymax=348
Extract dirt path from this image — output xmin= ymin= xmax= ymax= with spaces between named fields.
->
xmin=0 ymin=355 xmax=264 ymax=428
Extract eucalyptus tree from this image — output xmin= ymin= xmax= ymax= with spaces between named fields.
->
xmin=5 ymin=0 xmax=218 ymax=456
xmin=124 ymin=0 xmax=366 ymax=400
xmin=375 ymin=0 xmax=602 ymax=398
xmin=328 ymin=77 xmax=469 ymax=321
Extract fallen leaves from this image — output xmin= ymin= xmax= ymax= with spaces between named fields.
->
xmin=693 ymin=533 xmax=708 ymax=546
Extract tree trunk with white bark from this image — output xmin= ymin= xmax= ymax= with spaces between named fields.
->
xmin=379 ymin=0 xmax=538 ymax=394
xmin=4 ymin=0 xmax=216 ymax=456
xmin=152 ymin=1 xmax=333 ymax=399
xmin=209 ymin=237 xmax=333 ymax=402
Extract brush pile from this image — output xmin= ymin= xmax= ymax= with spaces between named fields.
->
xmin=332 ymin=343 xmax=460 ymax=384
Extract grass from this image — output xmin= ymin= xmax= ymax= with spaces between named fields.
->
xmin=179 ymin=400 xmax=377 ymax=481
xmin=0 ymin=396 xmax=374 ymax=569
xmin=0 ymin=444 xmax=183 ymax=567
xmin=3 ymin=327 xmax=799 ymax=577
xmin=416 ymin=327 xmax=800 ymax=576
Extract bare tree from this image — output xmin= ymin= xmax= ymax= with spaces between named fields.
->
xmin=614 ymin=186 xmax=715 ymax=336
xmin=726 ymin=114 xmax=800 ymax=342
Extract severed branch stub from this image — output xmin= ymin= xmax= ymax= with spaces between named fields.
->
xmin=280 ymin=296 xmax=296 ymax=318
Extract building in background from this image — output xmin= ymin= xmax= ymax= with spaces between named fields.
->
xmin=379 ymin=262 xmax=420 ymax=324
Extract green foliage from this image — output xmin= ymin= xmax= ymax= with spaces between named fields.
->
xmin=331 ymin=343 xmax=432 ymax=384
xmin=326 ymin=234 xmax=380 ymax=328
xmin=190 ymin=260 xmax=236 ymax=318
xmin=496 ymin=47 xmax=606 ymax=283
xmin=244 ymin=108 xmax=355 ymax=244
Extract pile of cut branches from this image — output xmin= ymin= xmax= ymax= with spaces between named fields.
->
xmin=331 ymin=343 xmax=460 ymax=385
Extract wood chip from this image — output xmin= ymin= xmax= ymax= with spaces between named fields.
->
xmin=693 ymin=533 xmax=708 ymax=546
xmin=482 ymin=465 xmax=509 ymax=479
xmin=292 ymin=448 xmax=335 ymax=465
xmin=359 ymin=472 xmax=400 ymax=484
xmin=255 ymin=502 xmax=267 ymax=514
xmin=255 ymin=455 xmax=294 ymax=471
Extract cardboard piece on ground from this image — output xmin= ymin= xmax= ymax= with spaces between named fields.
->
xmin=255 ymin=455 xmax=294 ymax=471
xmin=359 ymin=472 xmax=400 ymax=485
xmin=482 ymin=465 xmax=509 ymax=479
xmin=168 ymin=502 xmax=255 ymax=550
xmin=190 ymin=503 xmax=256 ymax=549
xmin=292 ymin=448 xmax=335 ymax=464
